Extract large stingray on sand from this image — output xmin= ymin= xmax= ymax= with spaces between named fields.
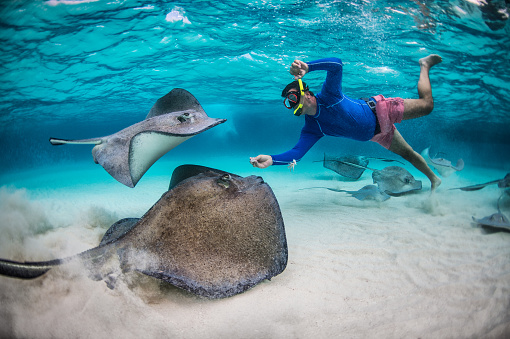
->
xmin=421 ymin=147 xmax=464 ymax=177
xmin=0 ymin=166 xmax=288 ymax=299
xmin=49 ymin=89 xmax=226 ymax=188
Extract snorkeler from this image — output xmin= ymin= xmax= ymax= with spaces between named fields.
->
xmin=249 ymin=55 xmax=443 ymax=191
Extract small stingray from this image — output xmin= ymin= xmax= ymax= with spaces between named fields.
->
xmin=421 ymin=147 xmax=464 ymax=177
xmin=372 ymin=166 xmax=422 ymax=196
xmin=318 ymin=154 xmax=404 ymax=180
xmin=472 ymin=213 xmax=510 ymax=232
xmin=328 ymin=160 xmax=423 ymax=196
xmin=472 ymin=190 xmax=510 ymax=232
xmin=49 ymin=89 xmax=226 ymax=187
xmin=326 ymin=185 xmax=391 ymax=201
xmin=300 ymin=185 xmax=390 ymax=201
xmin=451 ymin=173 xmax=510 ymax=191
xmin=0 ymin=165 xmax=288 ymax=299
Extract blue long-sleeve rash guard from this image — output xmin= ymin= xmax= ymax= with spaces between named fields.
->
xmin=271 ymin=57 xmax=377 ymax=165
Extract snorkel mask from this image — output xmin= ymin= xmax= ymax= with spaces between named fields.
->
xmin=283 ymin=79 xmax=305 ymax=116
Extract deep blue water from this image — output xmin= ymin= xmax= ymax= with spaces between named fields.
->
xmin=0 ymin=0 xmax=509 ymax=175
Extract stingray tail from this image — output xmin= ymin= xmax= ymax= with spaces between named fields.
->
xmin=333 ymin=160 xmax=377 ymax=172
xmin=0 ymin=243 xmax=114 ymax=280
xmin=49 ymin=137 xmax=102 ymax=146
xmin=368 ymin=157 xmax=405 ymax=165
xmin=0 ymin=258 xmax=63 ymax=279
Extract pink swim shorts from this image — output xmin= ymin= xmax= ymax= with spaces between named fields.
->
xmin=370 ymin=94 xmax=404 ymax=149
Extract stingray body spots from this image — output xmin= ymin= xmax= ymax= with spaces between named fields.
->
xmin=123 ymin=171 xmax=287 ymax=298
xmin=0 ymin=166 xmax=288 ymax=299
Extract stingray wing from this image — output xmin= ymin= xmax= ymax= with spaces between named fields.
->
xmin=146 ymin=88 xmax=205 ymax=119
xmin=452 ymin=159 xmax=464 ymax=171
xmin=168 ymin=164 xmax=236 ymax=190
xmin=99 ymin=218 xmax=140 ymax=246
xmin=434 ymin=166 xmax=456 ymax=177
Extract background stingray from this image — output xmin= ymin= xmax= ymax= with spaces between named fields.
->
xmin=322 ymin=159 xmax=423 ymax=196
xmin=372 ymin=166 xmax=422 ymax=196
xmin=473 ymin=213 xmax=510 ymax=232
xmin=306 ymin=185 xmax=391 ymax=202
xmin=472 ymin=188 xmax=510 ymax=232
xmin=451 ymin=173 xmax=510 ymax=191
xmin=49 ymin=89 xmax=227 ymax=188
xmin=421 ymin=147 xmax=464 ymax=177
xmin=0 ymin=165 xmax=288 ymax=299
xmin=318 ymin=154 xmax=404 ymax=180
xmin=328 ymin=185 xmax=391 ymax=201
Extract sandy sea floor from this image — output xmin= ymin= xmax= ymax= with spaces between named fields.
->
xmin=0 ymin=156 xmax=509 ymax=338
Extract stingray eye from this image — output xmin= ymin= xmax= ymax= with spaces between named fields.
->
xmin=177 ymin=113 xmax=191 ymax=123
xmin=404 ymin=177 xmax=411 ymax=184
xmin=216 ymin=174 xmax=232 ymax=189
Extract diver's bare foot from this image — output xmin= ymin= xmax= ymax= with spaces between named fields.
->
xmin=431 ymin=176 xmax=442 ymax=191
xmin=419 ymin=54 xmax=442 ymax=69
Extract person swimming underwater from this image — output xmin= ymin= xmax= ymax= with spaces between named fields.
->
xmin=250 ymin=55 xmax=443 ymax=191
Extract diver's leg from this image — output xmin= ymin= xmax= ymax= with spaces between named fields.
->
xmin=388 ymin=129 xmax=441 ymax=191
xmin=402 ymin=54 xmax=442 ymax=120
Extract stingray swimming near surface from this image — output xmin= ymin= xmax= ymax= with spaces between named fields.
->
xmin=318 ymin=154 xmax=404 ymax=180
xmin=0 ymin=165 xmax=288 ymax=299
xmin=451 ymin=173 xmax=510 ymax=191
xmin=421 ymin=147 xmax=464 ymax=177
xmin=49 ymin=89 xmax=226 ymax=188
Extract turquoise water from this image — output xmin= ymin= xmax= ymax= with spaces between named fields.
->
xmin=0 ymin=0 xmax=509 ymax=174
xmin=1 ymin=1 xmax=510 ymax=337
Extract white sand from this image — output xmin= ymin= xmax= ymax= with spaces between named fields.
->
xmin=0 ymin=158 xmax=509 ymax=338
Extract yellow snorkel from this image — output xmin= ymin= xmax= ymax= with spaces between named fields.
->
xmin=293 ymin=79 xmax=305 ymax=116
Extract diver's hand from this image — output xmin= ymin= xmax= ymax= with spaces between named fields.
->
xmin=290 ymin=60 xmax=309 ymax=80
xmin=250 ymin=155 xmax=273 ymax=169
